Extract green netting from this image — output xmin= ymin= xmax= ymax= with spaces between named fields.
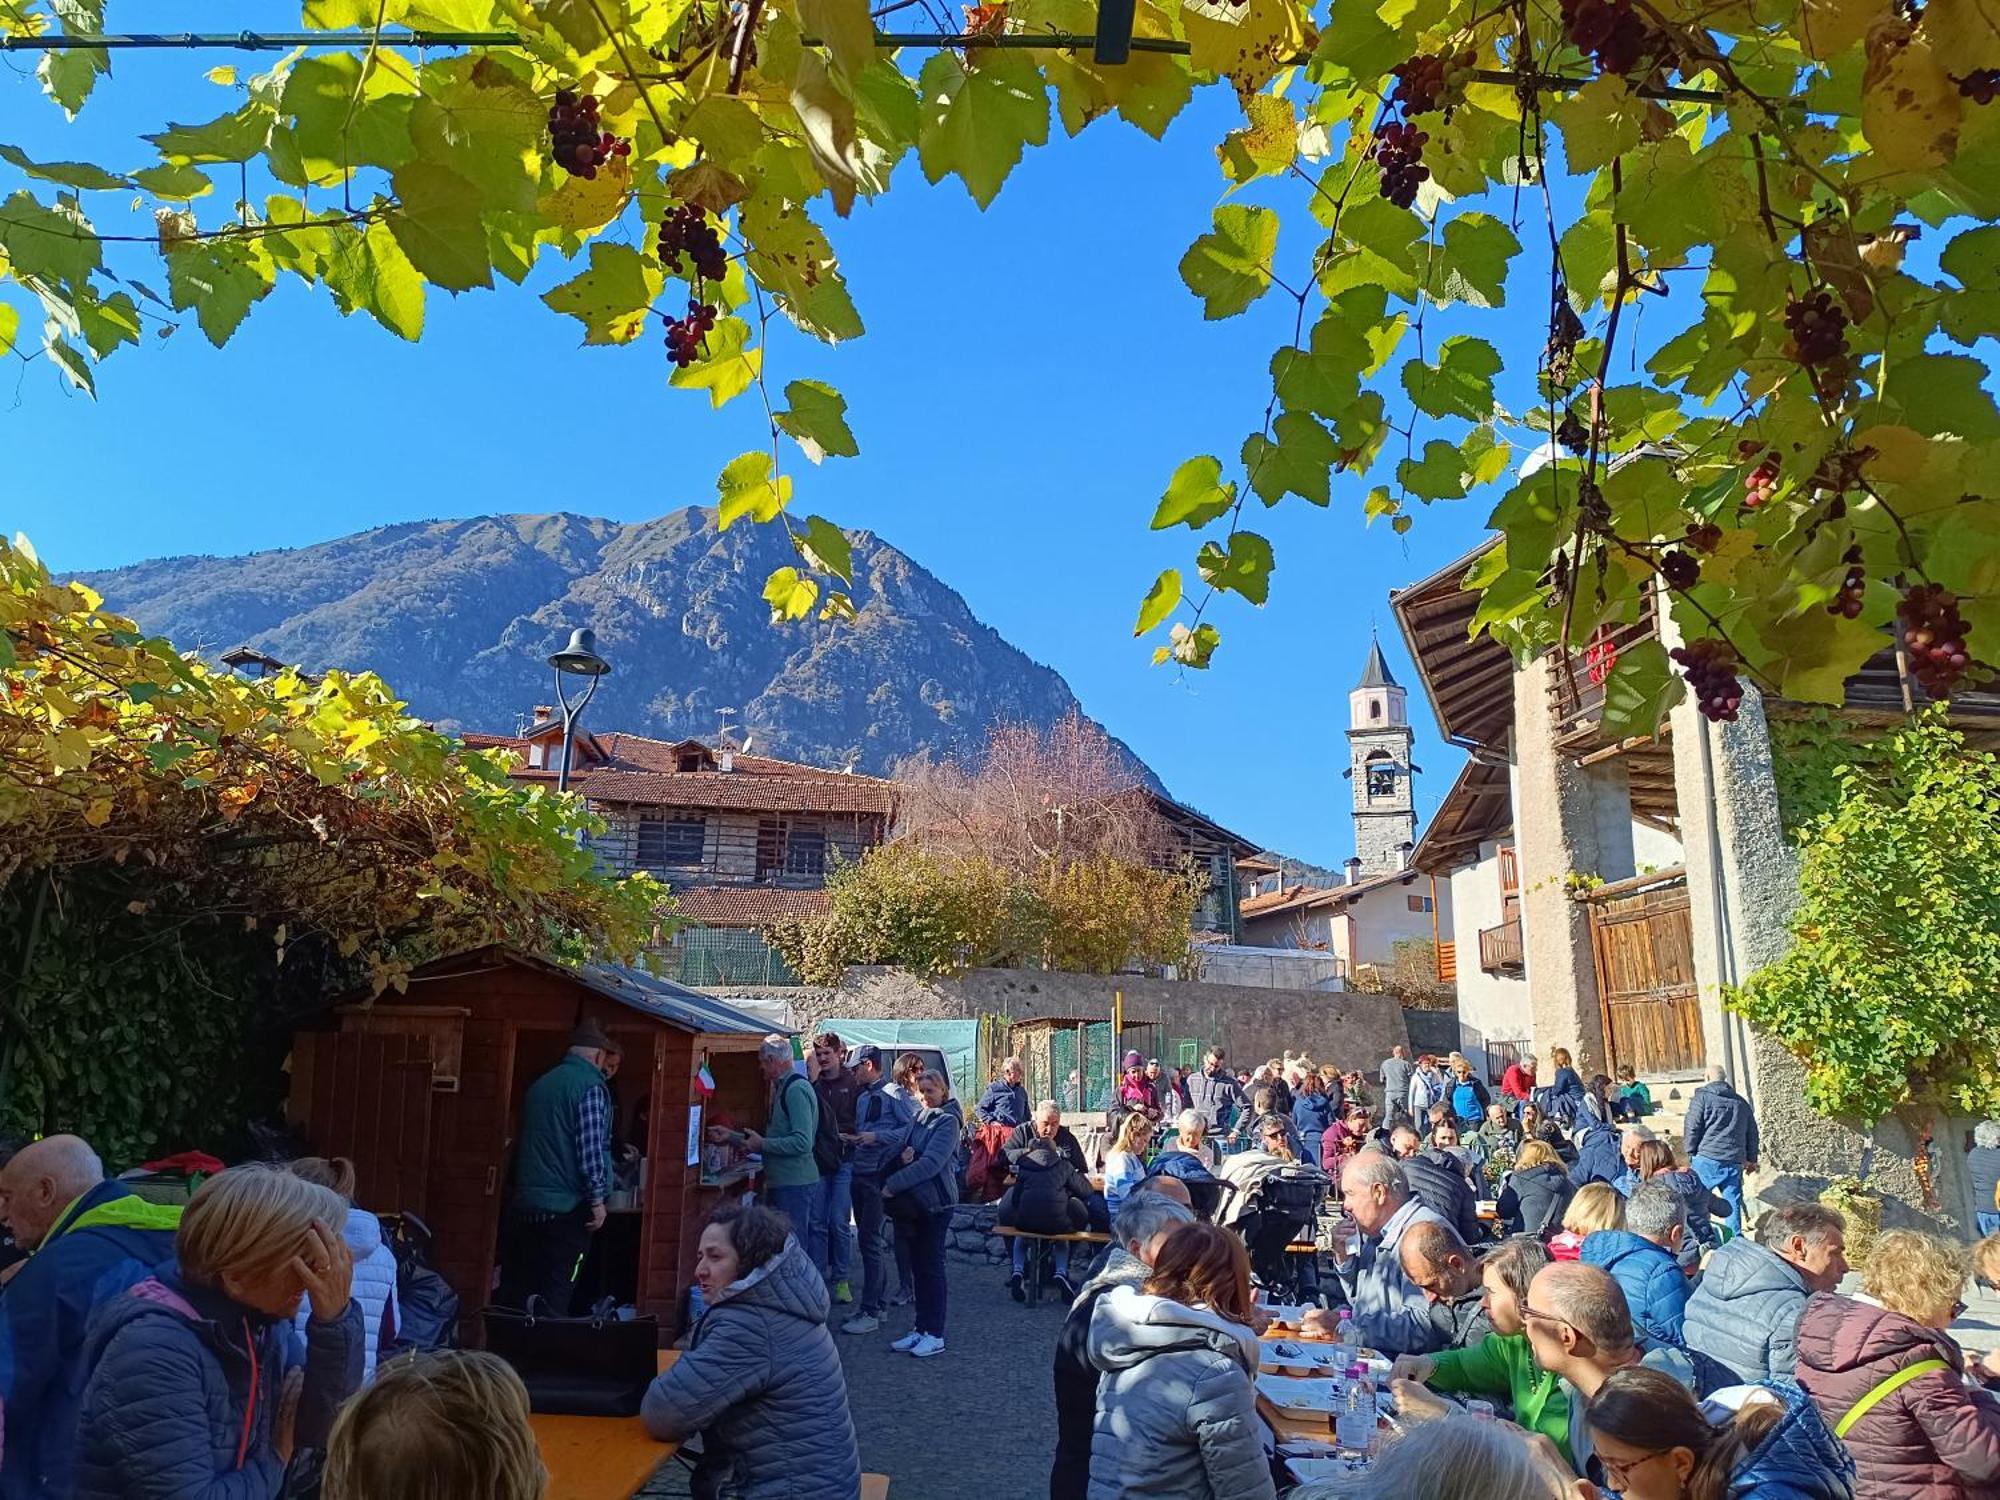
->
xmin=1171 ymin=1037 xmax=1201 ymax=1070
xmin=661 ymin=928 xmax=800 ymax=986
xmin=819 ymin=1018 xmax=981 ymax=1104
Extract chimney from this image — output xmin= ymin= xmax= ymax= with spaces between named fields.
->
xmin=719 ymin=750 xmax=735 ymax=773
xmin=531 ymin=705 xmax=554 ymax=727
xmin=1345 ymin=857 xmax=1362 ymax=886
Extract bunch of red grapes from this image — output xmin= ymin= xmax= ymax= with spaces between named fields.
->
xmin=1898 ymin=584 xmax=1975 ymax=698
xmin=657 ymin=202 xmax=728 ymax=283
xmin=1559 ymin=0 xmax=1671 ymax=76
xmin=547 ymin=89 xmax=628 ymax=179
xmin=1390 ymin=50 xmax=1477 ymax=115
xmin=665 ymin=301 xmax=718 ymax=367
xmin=1660 ymin=549 xmax=1700 ymax=591
xmin=1671 ymin=639 xmax=1744 ymax=722
xmin=1374 ymin=121 xmax=1430 ymax=208
xmin=1742 ymin=447 xmax=1780 ymax=509
xmin=1955 ymin=69 xmax=1999 ymax=104
xmin=1826 ymin=546 xmax=1865 ymax=619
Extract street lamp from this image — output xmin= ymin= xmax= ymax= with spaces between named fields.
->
xmin=546 ymin=627 xmax=612 ymax=794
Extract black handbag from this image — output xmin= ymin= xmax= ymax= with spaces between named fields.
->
xmin=481 ymin=1297 xmax=659 ymax=1417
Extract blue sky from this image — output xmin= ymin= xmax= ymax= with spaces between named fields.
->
xmin=2 ymin=15 xmax=1537 ymax=868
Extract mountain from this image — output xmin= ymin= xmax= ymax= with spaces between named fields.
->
xmin=74 ymin=508 xmax=1163 ymax=786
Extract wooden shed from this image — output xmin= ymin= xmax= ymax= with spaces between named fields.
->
xmin=287 ymin=946 xmax=777 ymax=1336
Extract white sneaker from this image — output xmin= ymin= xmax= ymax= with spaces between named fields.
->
xmin=909 ymin=1333 xmax=946 ymax=1358
xmin=841 ymin=1312 xmax=881 ymax=1335
xmin=889 ymin=1330 xmax=924 ymax=1352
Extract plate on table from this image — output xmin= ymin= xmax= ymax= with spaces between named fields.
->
xmin=1256 ymin=1375 xmax=1345 ymax=1414
xmin=1287 ymin=1455 xmax=1373 ymax=1481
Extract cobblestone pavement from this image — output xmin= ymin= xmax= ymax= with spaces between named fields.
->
xmin=641 ymin=1247 xmax=1070 ymax=1498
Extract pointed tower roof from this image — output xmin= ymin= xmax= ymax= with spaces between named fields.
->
xmin=1357 ymin=635 xmax=1399 ymax=690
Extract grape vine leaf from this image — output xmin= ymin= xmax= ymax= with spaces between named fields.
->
xmin=1402 ymin=336 xmax=1502 ymax=421
xmin=763 ymin=566 xmax=821 ymax=621
xmin=1244 ymin=412 xmax=1339 ymax=505
xmin=1861 ymin=19 xmax=1961 ymax=176
xmin=800 ymin=0 xmax=877 ymax=80
xmin=0 ymin=191 xmax=101 ymax=296
xmin=1135 ymin=568 xmax=1182 ymax=635
xmin=1398 ymin=440 xmax=1473 ymax=501
xmin=670 ymin=316 xmax=760 ymax=407
xmin=1218 ymin=94 xmax=1297 ymax=185
xmin=0 ymin=145 xmax=128 ymax=192
xmin=1152 ymin=456 xmax=1237 ymax=530
xmin=387 ymin=163 xmax=493 ymax=291
xmin=279 ymin=52 xmax=419 ymax=185
xmin=1758 ymin=606 xmax=1891 ymax=703
xmin=145 ymin=103 xmax=278 ymax=166
xmin=1431 ymin=214 xmax=1520 ymax=310
xmin=1598 ymin=636 xmax=1677 ymax=740
xmin=323 ymin=220 xmax=425 ymax=340
xmin=163 ymin=240 xmax=276 ymax=349
xmin=1550 ymin=77 xmax=1647 ymax=174
xmin=1162 ymin=620 xmax=1222 ymax=668
xmin=1939 ymin=226 xmax=2000 ymax=346
xmin=741 ymin=195 xmax=864 ymax=343
xmin=796 ymin=515 xmax=855 ymax=584
xmin=1184 ymin=0 xmax=1314 ymax=102
xmin=75 ymin=289 xmax=141 ymax=358
xmin=37 ymin=0 xmax=108 ymax=120
xmin=1180 ymin=204 xmax=1280 ymax=319
xmin=717 ymin=451 xmax=793 ymax=529
xmin=1272 ymin=311 xmax=1372 ymax=419
xmin=45 ymin=333 xmax=93 ymax=395
xmin=917 ymin=51 xmax=1050 ymax=209
xmin=542 ymin=243 xmax=662 ymax=346
xmin=407 ymin=56 xmax=545 ymax=212
xmin=1198 ymin=531 xmax=1276 ymax=604
xmin=775 ymin=379 xmax=860 ymax=462
xmin=0 ymin=305 xmax=17 ymax=360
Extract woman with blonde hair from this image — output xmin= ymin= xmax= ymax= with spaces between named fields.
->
xmin=1102 ymin=1109 xmax=1156 ymax=1220
xmin=1086 ymin=1222 xmax=1275 ymax=1499
xmin=74 ymin=1163 xmax=363 ymax=1499
xmin=324 ymin=1350 xmax=546 ymax=1500
xmin=1796 ymin=1229 xmax=2000 ymax=1497
xmin=286 ymin=1156 xmax=399 ymax=1382
xmin=1547 ymin=1180 xmax=1623 ymax=1262
xmin=1497 ymin=1138 xmax=1576 ymax=1239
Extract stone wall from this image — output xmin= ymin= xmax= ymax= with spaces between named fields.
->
xmin=804 ymin=966 xmax=1413 ymax=1076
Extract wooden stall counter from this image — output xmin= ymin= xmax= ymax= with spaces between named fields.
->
xmin=531 ymin=1352 xmax=678 ymax=1500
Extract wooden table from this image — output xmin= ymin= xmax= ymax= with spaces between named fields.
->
xmin=531 ymin=1352 xmax=678 ymax=1500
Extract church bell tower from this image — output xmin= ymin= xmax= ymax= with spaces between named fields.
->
xmin=1347 ymin=636 xmax=1417 ymax=875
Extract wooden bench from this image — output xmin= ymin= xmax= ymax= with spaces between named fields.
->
xmin=861 ymin=1476 xmax=890 ymax=1499
xmin=994 ymin=1225 xmax=1111 ymax=1306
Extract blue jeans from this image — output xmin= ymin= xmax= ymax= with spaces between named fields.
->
xmin=851 ymin=1175 xmax=889 ymax=1313
xmin=1692 ymin=1155 xmax=1745 ymax=1235
xmin=1977 ymin=1210 xmax=2000 ymax=1237
xmin=809 ymin=1162 xmax=854 ymax=1283
xmin=906 ymin=1209 xmax=949 ymax=1337
xmin=767 ymin=1181 xmax=816 ymax=1242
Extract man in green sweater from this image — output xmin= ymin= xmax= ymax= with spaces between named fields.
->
xmin=498 ymin=1020 xmax=617 ymax=1314
xmin=1388 ymin=1235 xmax=1573 ymax=1465
xmin=710 ymin=1035 xmax=823 ymax=1238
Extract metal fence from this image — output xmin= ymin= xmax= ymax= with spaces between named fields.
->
xmin=654 ymin=927 xmax=801 ymax=987
xmin=1023 ymin=1021 xmax=1164 ymax=1114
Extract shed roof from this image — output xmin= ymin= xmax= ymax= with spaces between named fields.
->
xmin=1412 ymin=758 xmax=1512 ymax=874
xmin=1238 ymin=867 xmax=1427 ymax=920
xmin=371 ymin=946 xmax=776 ymax=1037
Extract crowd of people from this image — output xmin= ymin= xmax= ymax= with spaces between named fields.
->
xmin=6 ymin=1027 xmax=2000 ymax=1500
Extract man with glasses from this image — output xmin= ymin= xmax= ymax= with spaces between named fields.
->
xmin=1519 ymin=1262 xmax=1700 ymax=1481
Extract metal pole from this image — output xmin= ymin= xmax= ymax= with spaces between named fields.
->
xmin=552 ymin=667 xmax=602 ymax=795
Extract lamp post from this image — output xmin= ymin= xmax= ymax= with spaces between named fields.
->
xmin=547 ymin=627 xmax=612 ymax=794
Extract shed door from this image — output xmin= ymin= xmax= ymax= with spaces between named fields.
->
xmin=291 ymin=1031 xmax=436 ymax=1217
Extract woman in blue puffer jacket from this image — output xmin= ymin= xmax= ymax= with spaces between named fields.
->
xmin=1583 ymin=1366 xmax=1855 ymax=1500
xmin=74 ymin=1163 xmax=365 ymax=1500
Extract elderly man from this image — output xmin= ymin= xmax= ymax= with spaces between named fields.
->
xmin=1682 ymin=1201 xmax=1847 ymax=1382
xmin=1003 ymin=1099 xmax=1088 ymax=1174
xmin=1521 ymin=1262 xmax=1701 ymax=1481
xmin=1682 ymin=1063 xmax=1760 ymax=1233
xmin=711 ymin=1035 xmax=822 ymax=1242
xmin=1332 ymin=1151 xmax=1450 ymax=1356
xmin=1398 ymin=1219 xmax=1493 ymax=1350
xmin=840 ymin=1044 xmax=914 ymax=1336
xmin=1390 ymin=1123 xmax=1482 ymax=1244
xmin=1051 ymin=1189 xmax=1197 ymax=1500
xmin=1380 ymin=1044 xmax=1416 ymax=1126
xmin=976 ymin=1056 xmax=1031 ymax=1129
xmin=1500 ymin=1052 xmax=1538 ymax=1110
xmin=500 ymin=1018 xmax=620 ymax=1312
xmin=0 ymin=1136 xmax=182 ymax=1500
xmin=1612 ymin=1124 xmax=1656 ymax=1195
xmin=1580 ymin=1178 xmax=1690 ymax=1345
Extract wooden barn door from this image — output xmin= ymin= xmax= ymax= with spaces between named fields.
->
xmin=290 ymin=1031 xmax=437 ymax=1216
xmin=1588 ymin=879 xmax=1703 ymax=1077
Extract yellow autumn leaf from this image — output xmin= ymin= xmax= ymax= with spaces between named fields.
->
xmin=1861 ymin=19 xmax=1962 ymax=176
xmin=84 ymin=796 xmax=114 ymax=826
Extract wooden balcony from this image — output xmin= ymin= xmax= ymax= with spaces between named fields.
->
xmin=1479 ymin=918 xmax=1524 ymax=975
xmin=1549 ymin=610 xmax=1661 ymax=750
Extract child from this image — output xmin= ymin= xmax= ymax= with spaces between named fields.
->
xmin=323 ymin=1351 xmax=546 ymax=1500
xmin=1613 ymin=1063 xmax=1653 ymax=1121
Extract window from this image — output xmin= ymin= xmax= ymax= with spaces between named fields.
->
xmin=756 ymin=818 xmax=829 ymax=881
xmin=677 ymin=750 xmax=705 ymax=772
xmin=1368 ymin=765 xmax=1397 ymax=798
xmin=1498 ymin=845 xmax=1520 ymax=895
xmin=786 ymin=825 xmax=827 ymax=878
xmin=636 ymin=815 xmax=705 ymax=869
xmin=1370 ymin=700 xmax=1382 ymax=721
xmin=1406 ymin=893 xmax=1434 ymax=913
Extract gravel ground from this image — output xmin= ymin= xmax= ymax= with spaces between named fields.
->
xmin=641 ymin=1252 xmax=1070 ymax=1497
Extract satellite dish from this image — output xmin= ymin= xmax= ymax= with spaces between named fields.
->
xmin=740 ymin=733 xmax=754 ymax=754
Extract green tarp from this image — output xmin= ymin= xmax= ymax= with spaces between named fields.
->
xmin=822 ymin=1017 xmax=981 ymax=1104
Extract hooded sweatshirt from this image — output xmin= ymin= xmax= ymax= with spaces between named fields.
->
xmin=641 ymin=1236 xmax=860 ymax=1500
xmin=1085 ymin=1285 xmax=1276 ymax=1500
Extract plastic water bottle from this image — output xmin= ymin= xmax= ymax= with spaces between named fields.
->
xmin=1332 ymin=1307 xmax=1358 ymax=1366
xmin=1336 ymin=1363 xmax=1377 ymax=1454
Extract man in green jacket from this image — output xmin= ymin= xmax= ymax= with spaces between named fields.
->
xmin=753 ymin=1034 xmax=820 ymax=1236
xmin=498 ymin=1019 xmax=617 ymax=1313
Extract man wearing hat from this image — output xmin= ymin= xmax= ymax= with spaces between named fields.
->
xmin=838 ymin=1044 xmax=914 ymax=1335
xmin=497 ymin=1018 xmax=618 ymax=1313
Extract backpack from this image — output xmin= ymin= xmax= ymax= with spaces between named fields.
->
xmin=792 ymin=1075 xmax=845 ymax=1178
xmin=966 ymin=1121 xmax=1013 ymax=1203
xmin=385 ymin=1212 xmax=460 ymax=1355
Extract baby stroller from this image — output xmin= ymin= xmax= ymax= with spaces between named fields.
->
xmin=1234 ymin=1164 xmax=1327 ymax=1303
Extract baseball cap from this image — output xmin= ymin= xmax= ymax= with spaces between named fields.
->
xmin=853 ymin=1043 xmax=884 ymax=1069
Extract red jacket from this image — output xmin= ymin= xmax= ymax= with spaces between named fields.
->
xmin=1500 ymin=1063 xmax=1537 ymax=1102
xmin=1795 ymin=1291 xmax=2000 ymax=1499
